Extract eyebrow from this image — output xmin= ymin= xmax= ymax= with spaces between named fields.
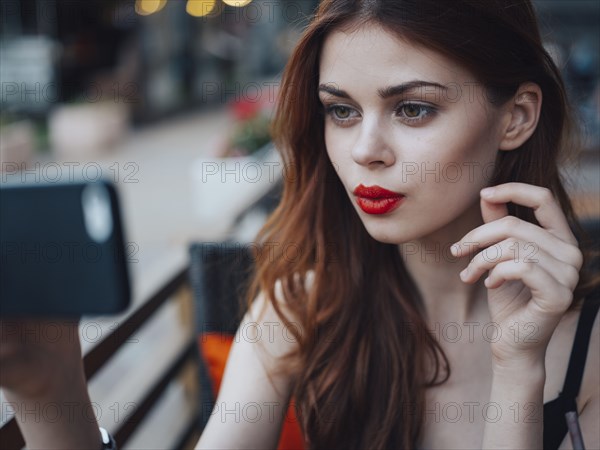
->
xmin=318 ymin=80 xmax=448 ymax=100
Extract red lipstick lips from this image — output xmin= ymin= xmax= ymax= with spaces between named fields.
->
xmin=353 ymin=184 xmax=405 ymax=215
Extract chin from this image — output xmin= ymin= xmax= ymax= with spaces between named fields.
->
xmin=360 ymin=220 xmax=422 ymax=245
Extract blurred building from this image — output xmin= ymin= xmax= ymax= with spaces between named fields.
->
xmin=1 ymin=0 xmax=319 ymax=126
xmin=0 ymin=0 xmax=598 ymax=154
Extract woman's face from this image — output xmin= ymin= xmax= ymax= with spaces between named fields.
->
xmin=318 ymin=23 xmax=510 ymax=245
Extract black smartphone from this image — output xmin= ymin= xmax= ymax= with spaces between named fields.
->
xmin=0 ymin=179 xmax=131 ymax=317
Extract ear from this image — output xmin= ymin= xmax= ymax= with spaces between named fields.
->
xmin=498 ymin=82 xmax=542 ymax=151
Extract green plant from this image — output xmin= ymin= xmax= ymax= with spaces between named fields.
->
xmin=225 ymin=113 xmax=271 ymax=157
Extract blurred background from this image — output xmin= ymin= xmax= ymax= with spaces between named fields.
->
xmin=0 ymin=1 xmax=598 ymax=449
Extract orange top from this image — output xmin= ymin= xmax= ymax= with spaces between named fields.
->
xmin=199 ymin=332 xmax=305 ymax=450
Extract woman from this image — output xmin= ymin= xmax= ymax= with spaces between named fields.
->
xmin=1 ymin=0 xmax=598 ymax=449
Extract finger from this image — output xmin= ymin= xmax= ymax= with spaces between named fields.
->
xmin=480 ymin=192 xmax=508 ymax=224
xmin=461 ymin=238 xmax=580 ymax=290
xmin=480 ymin=183 xmax=577 ymax=245
xmin=486 ymin=260 xmax=573 ymax=315
xmin=452 ymin=216 xmax=582 ymax=269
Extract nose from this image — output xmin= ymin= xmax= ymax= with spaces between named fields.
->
xmin=351 ymin=117 xmax=396 ymax=168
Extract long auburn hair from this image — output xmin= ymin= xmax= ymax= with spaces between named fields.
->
xmin=244 ymin=1 xmax=599 ymax=448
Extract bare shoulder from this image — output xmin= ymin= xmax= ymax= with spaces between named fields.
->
xmin=244 ymin=275 xmax=306 ymax=360
xmin=247 ymin=269 xmax=314 ymax=343
xmin=195 ymin=271 xmax=313 ymax=449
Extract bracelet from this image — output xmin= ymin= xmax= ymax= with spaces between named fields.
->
xmin=99 ymin=427 xmax=118 ymax=450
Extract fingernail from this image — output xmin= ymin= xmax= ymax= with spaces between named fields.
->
xmin=451 ymin=243 xmax=460 ymax=255
xmin=460 ymin=268 xmax=468 ymax=279
xmin=481 ymin=187 xmax=494 ymax=197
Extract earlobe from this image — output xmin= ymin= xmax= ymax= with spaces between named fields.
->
xmin=498 ymin=83 xmax=542 ymax=151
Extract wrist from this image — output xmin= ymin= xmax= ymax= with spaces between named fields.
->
xmin=4 ymin=362 xmax=103 ymax=450
xmin=4 ymin=360 xmax=85 ymax=404
xmin=491 ymin=359 xmax=546 ymax=386
xmin=491 ymin=347 xmax=546 ymax=375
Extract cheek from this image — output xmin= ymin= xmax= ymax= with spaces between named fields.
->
xmin=324 ymin=127 xmax=335 ymax=159
xmin=324 ymin=125 xmax=353 ymax=166
xmin=412 ymin=112 xmax=499 ymax=191
xmin=324 ymin=130 xmax=348 ymax=188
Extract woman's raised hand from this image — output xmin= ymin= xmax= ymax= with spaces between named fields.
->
xmin=451 ymin=182 xmax=583 ymax=368
xmin=0 ymin=318 xmax=104 ymax=448
xmin=0 ymin=318 xmax=84 ymax=399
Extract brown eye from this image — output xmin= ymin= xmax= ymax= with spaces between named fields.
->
xmin=334 ymin=106 xmax=351 ymax=119
xmin=396 ymin=103 xmax=435 ymax=123
xmin=402 ymin=104 xmax=421 ymax=118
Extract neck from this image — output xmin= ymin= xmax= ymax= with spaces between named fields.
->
xmin=398 ymin=203 xmax=488 ymax=325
